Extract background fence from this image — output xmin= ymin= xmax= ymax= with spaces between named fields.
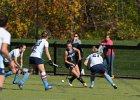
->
xmin=9 ymin=42 xmax=140 ymax=79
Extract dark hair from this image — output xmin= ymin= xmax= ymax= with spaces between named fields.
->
xmin=41 ymin=31 xmax=49 ymax=38
xmin=66 ymin=42 xmax=72 ymax=47
xmin=105 ymin=34 xmax=111 ymax=39
xmin=0 ymin=13 xmax=8 ymax=27
xmin=15 ymin=44 xmax=26 ymax=49
xmin=74 ymin=33 xmax=80 ymax=37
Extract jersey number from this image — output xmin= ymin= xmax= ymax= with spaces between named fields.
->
xmin=92 ymin=54 xmax=99 ymax=57
xmin=33 ymin=41 xmax=42 ymax=52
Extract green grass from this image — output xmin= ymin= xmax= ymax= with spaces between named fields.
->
xmin=1 ymin=75 xmax=140 ymax=100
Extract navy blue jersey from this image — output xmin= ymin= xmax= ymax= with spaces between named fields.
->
xmin=66 ymin=48 xmax=76 ymax=64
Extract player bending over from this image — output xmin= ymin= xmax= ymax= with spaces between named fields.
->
xmin=84 ymin=46 xmax=117 ymax=89
xmin=64 ymin=42 xmax=87 ymax=87
xmin=17 ymin=31 xmax=53 ymax=91
xmin=4 ymin=44 xmax=26 ymax=84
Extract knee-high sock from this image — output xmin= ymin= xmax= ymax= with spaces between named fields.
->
xmin=104 ymin=73 xmax=114 ymax=85
xmin=42 ymin=78 xmax=49 ymax=89
xmin=41 ymin=72 xmax=49 ymax=89
xmin=77 ymin=76 xmax=85 ymax=84
xmin=5 ymin=71 xmax=13 ymax=77
xmin=13 ymin=73 xmax=20 ymax=83
xmin=69 ymin=75 xmax=76 ymax=83
xmin=19 ymin=73 xmax=30 ymax=85
xmin=90 ymin=75 xmax=95 ymax=86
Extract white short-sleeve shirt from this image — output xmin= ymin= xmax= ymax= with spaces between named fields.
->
xmin=5 ymin=49 xmax=20 ymax=62
xmin=30 ymin=39 xmax=49 ymax=58
xmin=0 ymin=27 xmax=11 ymax=68
xmin=86 ymin=53 xmax=103 ymax=68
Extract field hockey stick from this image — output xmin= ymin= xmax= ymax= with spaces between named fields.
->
xmin=48 ymin=62 xmax=63 ymax=68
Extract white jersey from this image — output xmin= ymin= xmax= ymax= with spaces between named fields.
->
xmin=5 ymin=49 xmax=20 ymax=62
xmin=86 ymin=53 xmax=103 ymax=67
xmin=0 ymin=27 xmax=11 ymax=68
xmin=30 ymin=39 xmax=49 ymax=58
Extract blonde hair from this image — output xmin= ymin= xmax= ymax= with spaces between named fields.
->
xmin=92 ymin=46 xmax=98 ymax=53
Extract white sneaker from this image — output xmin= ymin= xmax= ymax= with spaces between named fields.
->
xmin=112 ymin=84 xmax=117 ymax=89
xmin=67 ymin=79 xmax=73 ymax=87
xmin=83 ymin=83 xmax=87 ymax=87
xmin=90 ymin=85 xmax=94 ymax=88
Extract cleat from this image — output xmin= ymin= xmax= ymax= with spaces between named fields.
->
xmin=83 ymin=83 xmax=87 ymax=87
xmin=67 ymin=78 xmax=73 ymax=87
xmin=18 ymin=83 xmax=23 ymax=90
xmin=45 ymin=85 xmax=53 ymax=91
xmin=90 ymin=85 xmax=94 ymax=88
xmin=13 ymin=81 xmax=18 ymax=85
xmin=112 ymin=84 xmax=117 ymax=89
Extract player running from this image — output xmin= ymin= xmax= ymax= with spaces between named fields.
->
xmin=84 ymin=46 xmax=117 ymax=89
xmin=64 ymin=42 xmax=87 ymax=87
xmin=17 ymin=31 xmax=53 ymax=91
xmin=4 ymin=44 xmax=26 ymax=84
xmin=0 ymin=13 xmax=16 ymax=91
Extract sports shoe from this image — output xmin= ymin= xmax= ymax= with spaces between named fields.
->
xmin=67 ymin=78 xmax=73 ymax=87
xmin=90 ymin=84 xmax=94 ymax=88
xmin=83 ymin=83 xmax=87 ymax=87
xmin=18 ymin=83 xmax=23 ymax=90
xmin=45 ymin=85 xmax=53 ymax=91
xmin=13 ymin=81 xmax=18 ymax=85
xmin=112 ymin=84 xmax=117 ymax=89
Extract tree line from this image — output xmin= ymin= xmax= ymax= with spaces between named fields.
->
xmin=0 ymin=0 xmax=140 ymax=40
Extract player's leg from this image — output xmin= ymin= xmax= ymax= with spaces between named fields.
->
xmin=18 ymin=67 xmax=32 ymax=90
xmin=89 ymin=67 xmax=96 ymax=88
xmin=65 ymin=63 xmax=76 ymax=86
xmin=0 ymin=68 xmax=5 ymax=91
xmin=90 ymin=74 xmax=95 ymax=88
xmin=74 ymin=65 xmax=87 ymax=87
xmin=4 ymin=62 xmax=13 ymax=77
xmin=13 ymin=69 xmax=21 ymax=84
xmin=104 ymin=72 xmax=117 ymax=89
xmin=0 ymin=75 xmax=4 ymax=91
xmin=68 ymin=73 xmax=76 ymax=86
xmin=5 ymin=71 xmax=13 ymax=77
xmin=78 ymin=60 xmax=82 ymax=74
xmin=38 ymin=64 xmax=52 ymax=90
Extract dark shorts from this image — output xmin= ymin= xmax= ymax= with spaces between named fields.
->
xmin=0 ymin=68 xmax=5 ymax=75
xmin=65 ymin=63 xmax=75 ymax=69
xmin=29 ymin=57 xmax=44 ymax=65
xmin=90 ymin=64 xmax=107 ymax=75
xmin=4 ymin=62 xmax=9 ymax=67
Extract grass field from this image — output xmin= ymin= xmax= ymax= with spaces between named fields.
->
xmin=1 ymin=75 xmax=140 ymax=100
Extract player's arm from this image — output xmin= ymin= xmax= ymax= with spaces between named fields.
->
xmin=84 ymin=59 xmax=88 ymax=67
xmin=100 ymin=40 xmax=113 ymax=46
xmin=13 ymin=56 xmax=20 ymax=67
xmin=1 ymin=43 xmax=16 ymax=73
xmin=19 ymin=52 xmax=23 ymax=67
xmin=1 ymin=43 xmax=12 ymax=63
xmin=45 ymin=47 xmax=51 ymax=61
xmin=84 ymin=55 xmax=90 ymax=69
xmin=74 ymin=48 xmax=81 ymax=60
xmin=64 ymin=51 xmax=75 ymax=66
